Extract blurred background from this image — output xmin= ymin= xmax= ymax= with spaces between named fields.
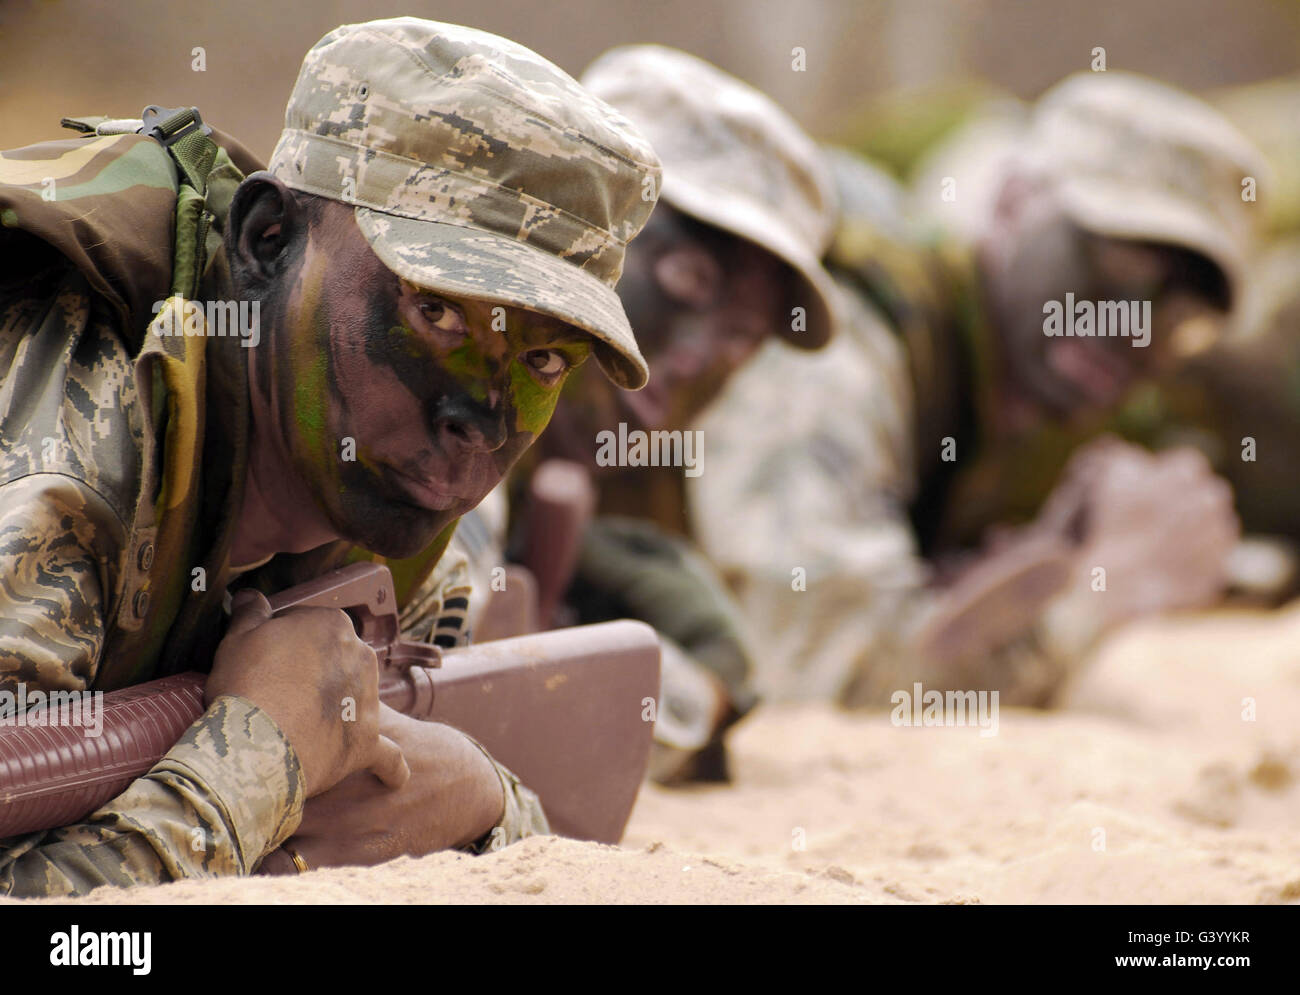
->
xmin=3 ymin=0 xmax=1298 ymax=176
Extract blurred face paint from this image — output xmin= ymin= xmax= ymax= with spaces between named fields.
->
xmin=981 ymin=187 xmax=1228 ymax=419
xmin=613 ymin=204 xmax=789 ymax=431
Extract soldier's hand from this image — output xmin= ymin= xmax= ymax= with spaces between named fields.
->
xmin=914 ymin=532 xmax=1075 ymax=668
xmin=259 ymin=706 xmax=506 ymax=873
xmin=207 ymin=588 xmax=410 ymax=797
xmin=1040 ymin=438 xmax=1239 ymax=627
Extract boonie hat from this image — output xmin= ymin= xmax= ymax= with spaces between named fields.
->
xmin=582 ymin=45 xmax=840 ymax=348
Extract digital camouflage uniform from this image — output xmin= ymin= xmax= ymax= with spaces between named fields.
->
xmin=690 ymin=73 xmax=1263 ymax=706
xmin=0 ymin=17 xmax=663 ymax=896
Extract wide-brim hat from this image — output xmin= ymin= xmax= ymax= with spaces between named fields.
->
xmin=1026 ymin=71 xmax=1266 ymax=307
xmin=583 ymin=45 xmax=840 ymax=349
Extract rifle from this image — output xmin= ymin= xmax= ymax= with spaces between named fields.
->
xmin=0 ymin=563 xmax=660 ymax=845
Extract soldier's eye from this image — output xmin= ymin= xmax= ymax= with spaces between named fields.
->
xmin=418 ymin=299 xmax=463 ymax=333
xmin=521 ymin=349 xmax=569 ymax=381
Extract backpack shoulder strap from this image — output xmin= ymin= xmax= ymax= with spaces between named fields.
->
xmin=62 ymin=105 xmax=226 ymax=299
xmin=139 ymin=106 xmax=221 ymax=300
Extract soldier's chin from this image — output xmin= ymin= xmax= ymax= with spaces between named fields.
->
xmin=1046 ymin=340 xmax=1129 ymax=413
xmin=1014 ymin=360 xmax=1086 ymax=420
xmin=346 ymin=500 xmax=456 ymax=559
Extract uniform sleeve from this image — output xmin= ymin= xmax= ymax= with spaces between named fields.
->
xmin=689 ymin=293 xmax=929 ymax=702
xmin=397 ymin=534 xmax=474 ymax=649
xmin=571 ymin=516 xmax=760 ymax=718
xmin=0 ymin=696 xmax=305 ymax=898
xmin=0 ymin=476 xmax=305 ymax=897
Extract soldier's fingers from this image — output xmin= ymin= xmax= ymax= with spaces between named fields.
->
xmin=256 ymin=844 xmax=303 ymax=876
xmin=1155 ymin=445 xmax=1214 ymax=480
xmin=376 ymin=702 xmax=407 ymax=736
xmin=226 ymin=588 xmax=273 ymax=636
xmin=368 ymin=735 xmax=410 ymax=789
xmin=1077 ymin=434 xmax=1133 ymax=460
xmin=1164 ymin=478 xmax=1236 ymax=528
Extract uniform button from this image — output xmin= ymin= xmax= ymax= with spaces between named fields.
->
xmin=138 ymin=542 xmax=155 ymax=571
xmin=133 ymin=590 xmax=150 ymax=618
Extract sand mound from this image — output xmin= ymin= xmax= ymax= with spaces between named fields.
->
xmin=14 ymin=603 xmax=1300 ymax=905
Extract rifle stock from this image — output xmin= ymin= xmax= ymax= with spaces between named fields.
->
xmin=0 ymin=563 xmax=660 ymax=846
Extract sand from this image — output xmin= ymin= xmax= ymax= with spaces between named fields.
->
xmin=13 ymin=603 xmax=1300 ymax=905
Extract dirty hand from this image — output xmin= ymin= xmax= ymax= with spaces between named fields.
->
xmin=207 ymin=588 xmax=409 ymax=798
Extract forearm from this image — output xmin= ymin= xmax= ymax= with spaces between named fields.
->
xmin=842 ymin=551 xmax=1105 ymax=709
xmin=573 ymin=517 xmax=761 ymax=716
xmin=422 ymin=723 xmax=509 ymax=850
xmin=719 ymin=531 xmax=1095 ymax=709
xmin=0 ymin=696 xmax=305 ymax=898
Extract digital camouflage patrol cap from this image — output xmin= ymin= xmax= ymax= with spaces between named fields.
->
xmin=581 ymin=45 xmax=839 ymax=349
xmin=1024 ymin=71 xmax=1265 ymax=307
xmin=269 ymin=17 xmax=663 ymax=389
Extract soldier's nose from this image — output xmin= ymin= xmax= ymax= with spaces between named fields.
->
xmin=435 ymin=414 xmax=506 ymax=455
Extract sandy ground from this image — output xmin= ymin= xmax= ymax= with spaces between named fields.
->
xmin=16 ymin=603 xmax=1300 ymax=905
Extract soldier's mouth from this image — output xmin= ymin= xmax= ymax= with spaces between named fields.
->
xmin=1047 ymin=339 xmax=1131 ymax=407
xmin=383 ymin=464 xmax=464 ymax=512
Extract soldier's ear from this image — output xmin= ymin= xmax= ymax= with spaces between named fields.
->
xmin=227 ymin=172 xmax=303 ymax=285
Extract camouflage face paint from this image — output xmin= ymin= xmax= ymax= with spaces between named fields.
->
xmin=257 ymin=199 xmax=590 ymax=559
xmin=509 ymin=342 xmax=587 ymax=438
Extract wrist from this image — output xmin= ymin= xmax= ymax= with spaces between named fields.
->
xmin=450 ymin=727 xmax=509 ymax=845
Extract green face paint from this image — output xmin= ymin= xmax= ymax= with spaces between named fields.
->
xmin=387 ymin=323 xmax=430 ymax=361
xmin=509 ymin=342 xmax=590 ymax=437
xmin=286 ymin=247 xmax=340 ymax=484
xmin=443 ymin=341 xmax=495 ymax=404
xmin=294 ymin=349 xmax=328 ymax=441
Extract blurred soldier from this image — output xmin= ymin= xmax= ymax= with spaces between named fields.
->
xmin=1130 ymin=237 xmax=1300 ymax=598
xmin=511 ymin=46 xmax=840 ymax=781
xmin=0 ymin=18 xmax=661 ymax=895
xmin=691 ymin=71 xmax=1259 ymax=706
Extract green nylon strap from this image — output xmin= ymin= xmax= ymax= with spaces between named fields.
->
xmin=59 ymin=115 xmax=108 ymax=134
xmin=167 ymin=125 xmax=219 ymax=195
xmin=152 ymin=109 xmax=221 ymax=300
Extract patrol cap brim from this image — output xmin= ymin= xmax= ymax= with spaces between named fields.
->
xmin=1056 ymin=175 xmax=1242 ymax=306
xmin=355 ymin=207 xmax=650 ymax=390
xmin=660 ymin=174 xmax=839 ymax=349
